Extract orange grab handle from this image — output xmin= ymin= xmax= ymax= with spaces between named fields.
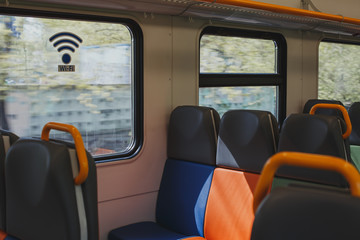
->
xmin=253 ymin=152 xmax=360 ymax=213
xmin=196 ymin=0 xmax=360 ymax=26
xmin=41 ymin=122 xmax=89 ymax=185
xmin=309 ymin=103 xmax=352 ymax=139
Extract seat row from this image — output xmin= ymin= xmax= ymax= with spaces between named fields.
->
xmin=0 ymin=99 xmax=356 ymax=240
xmin=109 ymin=102 xmax=353 ymax=240
xmin=251 ymin=151 xmax=360 ymax=240
xmin=250 ymin=99 xmax=360 ymax=240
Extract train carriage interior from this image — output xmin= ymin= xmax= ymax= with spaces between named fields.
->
xmin=0 ymin=0 xmax=359 ymax=239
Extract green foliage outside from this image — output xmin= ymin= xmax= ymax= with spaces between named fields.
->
xmin=199 ymin=34 xmax=278 ymax=116
xmin=200 ymin=35 xmax=276 ymax=73
xmin=319 ymin=42 xmax=360 ymax=106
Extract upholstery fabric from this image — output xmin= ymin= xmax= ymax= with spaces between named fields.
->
xmin=156 ymin=159 xmax=214 ymax=236
xmin=277 ymin=114 xmax=348 ymax=187
xmin=251 ymin=186 xmax=360 ymax=240
xmin=216 ymin=110 xmax=278 ymax=172
xmin=168 ymin=106 xmax=219 ymax=165
xmin=203 ymin=168 xmax=258 ymax=240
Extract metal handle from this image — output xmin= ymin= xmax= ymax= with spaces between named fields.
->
xmin=309 ymin=103 xmax=352 ymax=139
xmin=41 ymin=122 xmax=89 ymax=185
xmin=253 ymin=152 xmax=360 ymax=213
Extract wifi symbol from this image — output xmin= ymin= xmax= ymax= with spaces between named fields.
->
xmin=49 ymin=32 xmax=83 ymax=64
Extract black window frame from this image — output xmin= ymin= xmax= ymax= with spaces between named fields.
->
xmin=199 ymin=26 xmax=287 ymax=123
xmin=0 ymin=7 xmax=144 ymax=163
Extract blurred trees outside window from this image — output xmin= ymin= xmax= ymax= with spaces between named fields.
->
xmin=319 ymin=41 xmax=360 ymax=106
xmin=0 ymin=15 xmax=135 ymax=157
xmin=199 ymin=30 xmax=280 ymax=118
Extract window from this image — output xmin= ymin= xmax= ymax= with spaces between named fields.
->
xmin=0 ymin=10 xmax=143 ymax=162
xmin=319 ymin=40 xmax=360 ymax=106
xmin=199 ymin=27 xmax=286 ymax=122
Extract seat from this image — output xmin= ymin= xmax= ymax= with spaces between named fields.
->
xmin=348 ymin=102 xmax=360 ymax=170
xmin=4 ymin=123 xmax=98 ymax=240
xmin=303 ymin=100 xmax=352 ymax=162
xmin=251 ymin=152 xmax=360 ymax=240
xmin=108 ymin=106 xmax=220 ymax=240
xmin=186 ymin=109 xmax=279 ymax=240
xmin=275 ymin=113 xmax=350 ymax=187
xmin=303 ymin=99 xmax=344 ymax=117
xmin=0 ymin=130 xmax=18 ymax=231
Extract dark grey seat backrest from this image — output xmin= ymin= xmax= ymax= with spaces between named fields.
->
xmin=277 ymin=114 xmax=348 ymax=187
xmin=303 ymin=99 xmax=353 ymax=165
xmin=167 ymin=105 xmax=220 ymax=165
xmin=0 ymin=130 xmax=18 ymax=231
xmin=5 ymin=138 xmax=98 ymax=240
xmin=303 ymin=99 xmax=344 ymax=117
xmin=216 ymin=110 xmax=278 ymax=172
xmin=155 ymin=106 xmax=220 ymax=236
xmin=349 ymin=102 xmax=360 ymax=145
xmin=251 ymin=186 xmax=360 ymax=240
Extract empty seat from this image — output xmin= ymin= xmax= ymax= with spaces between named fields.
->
xmin=185 ymin=109 xmax=279 ymax=240
xmin=303 ymin=99 xmax=344 ymax=117
xmin=108 ymin=106 xmax=220 ymax=240
xmin=203 ymin=110 xmax=278 ymax=240
xmin=4 ymin=122 xmax=98 ymax=240
xmin=251 ymin=152 xmax=360 ymax=240
xmin=0 ymin=130 xmax=18 ymax=231
xmin=349 ymin=102 xmax=360 ymax=145
xmin=307 ymin=102 xmax=353 ymax=162
xmin=276 ymin=113 xmax=350 ymax=187
xmin=348 ymin=102 xmax=360 ymax=170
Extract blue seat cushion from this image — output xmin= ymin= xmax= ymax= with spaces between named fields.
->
xmin=108 ymin=221 xmax=188 ymax=240
xmin=156 ymin=159 xmax=214 ymax=236
xmin=108 ymin=159 xmax=214 ymax=240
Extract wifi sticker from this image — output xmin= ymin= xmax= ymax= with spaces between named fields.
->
xmin=49 ymin=32 xmax=83 ymax=72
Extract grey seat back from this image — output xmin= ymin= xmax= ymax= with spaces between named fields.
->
xmin=5 ymin=133 xmax=98 ymax=240
xmin=167 ymin=105 xmax=220 ymax=165
xmin=156 ymin=106 xmax=220 ymax=236
xmin=277 ymin=114 xmax=348 ymax=187
xmin=347 ymin=102 xmax=360 ymax=171
xmin=303 ymin=99 xmax=352 ymax=162
xmin=216 ymin=109 xmax=278 ymax=172
xmin=252 ymin=152 xmax=360 ymax=240
xmin=252 ymin=185 xmax=360 ymax=240
xmin=303 ymin=99 xmax=344 ymax=118
xmin=0 ymin=130 xmax=18 ymax=231
xmin=349 ymin=102 xmax=360 ymax=146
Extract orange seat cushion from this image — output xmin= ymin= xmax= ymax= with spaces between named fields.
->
xmin=204 ymin=168 xmax=259 ymax=240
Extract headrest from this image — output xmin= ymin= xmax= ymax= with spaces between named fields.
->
xmin=277 ymin=114 xmax=347 ymax=186
xmin=0 ymin=130 xmax=18 ymax=230
xmin=279 ymin=114 xmax=346 ymax=157
xmin=251 ymin=186 xmax=360 ymax=240
xmin=167 ymin=106 xmax=220 ymax=165
xmin=303 ymin=99 xmax=344 ymax=119
xmin=216 ymin=110 xmax=278 ymax=172
xmin=349 ymin=102 xmax=360 ymax=145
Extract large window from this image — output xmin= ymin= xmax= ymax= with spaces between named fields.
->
xmin=199 ymin=27 xmax=286 ymax=122
xmin=319 ymin=40 xmax=360 ymax=106
xmin=0 ymin=10 xmax=143 ymax=161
